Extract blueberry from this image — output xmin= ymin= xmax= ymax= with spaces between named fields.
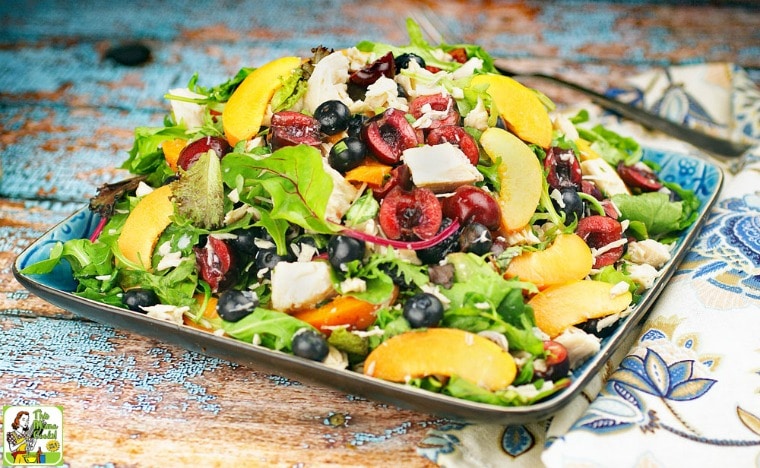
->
xmin=346 ymin=114 xmax=367 ymax=138
xmin=394 ymin=52 xmax=426 ymax=71
xmin=416 ymin=218 xmax=461 ymax=264
xmin=292 ymin=329 xmax=330 ymax=361
xmin=255 ymin=248 xmax=290 ymax=276
xmin=458 ymin=222 xmax=493 ymax=255
xmin=403 ymin=293 xmax=444 ymax=328
xmin=122 ymin=288 xmax=159 ymax=312
xmin=216 ymin=289 xmax=259 ymax=322
xmin=328 ymin=137 xmax=366 ymax=172
xmin=327 ymin=235 xmax=365 ymax=271
xmin=314 ymin=100 xmax=351 ymax=135
xmin=558 ymin=187 xmax=584 ymax=224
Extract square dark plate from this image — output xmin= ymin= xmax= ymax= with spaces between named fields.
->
xmin=13 ymin=148 xmax=722 ymax=423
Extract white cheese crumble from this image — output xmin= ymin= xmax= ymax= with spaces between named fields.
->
xmin=609 ymin=280 xmax=631 ymax=297
xmin=554 ymin=327 xmax=601 ymax=369
xmin=135 ymin=181 xmax=154 ymax=197
xmin=402 ymin=142 xmax=483 ymax=193
xmin=463 ymin=97 xmax=489 ymax=131
xmin=143 ymin=304 xmax=189 ymax=325
xmin=591 ymin=238 xmax=628 ymax=258
xmin=628 ymin=262 xmax=661 ymax=290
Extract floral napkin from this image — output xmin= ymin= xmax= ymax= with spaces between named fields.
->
xmin=418 ymin=63 xmax=760 ymax=467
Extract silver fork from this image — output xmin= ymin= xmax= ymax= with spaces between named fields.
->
xmin=409 ymin=8 xmax=752 ymax=160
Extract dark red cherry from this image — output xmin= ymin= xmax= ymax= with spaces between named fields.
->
xmin=350 ymin=51 xmax=395 ymax=86
xmin=544 ymin=147 xmax=582 ymax=191
xmin=409 ymin=93 xmax=459 ymax=131
xmin=194 ymin=236 xmax=236 ymax=292
xmin=177 ymin=136 xmax=232 ymax=170
xmin=576 ymin=215 xmax=624 ymax=268
xmin=427 ymin=125 xmax=479 ymax=166
xmin=362 ymin=108 xmax=420 ymax=165
xmin=441 ymin=185 xmax=501 ymax=231
xmin=269 ymin=111 xmax=321 ymax=151
xmin=617 ymin=162 xmax=663 ymax=192
xmin=378 ymin=186 xmax=442 ymax=240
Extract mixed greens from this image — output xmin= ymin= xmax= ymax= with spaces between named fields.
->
xmin=23 ymin=20 xmax=699 ymax=407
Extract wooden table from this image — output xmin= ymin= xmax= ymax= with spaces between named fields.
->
xmin=1 ymin=1 xmax=758 ymax=466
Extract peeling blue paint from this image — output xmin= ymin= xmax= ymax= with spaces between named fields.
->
xmin=1 ymin=316 xmax=232 ymax=414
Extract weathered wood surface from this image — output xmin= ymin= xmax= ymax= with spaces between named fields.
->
xmin=1 ymin=1 xmax=758 ymax=466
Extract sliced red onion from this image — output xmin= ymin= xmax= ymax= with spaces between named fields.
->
xmin=337 ymin=219 xmax=460 ymax=250
xmin=89 ymin=216 xmax=108 ymax=242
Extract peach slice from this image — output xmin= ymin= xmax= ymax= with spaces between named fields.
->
xmin=117 ymin=184 xmax=174 ymax=270
xmin=528 ymin=280 xmax=633 ymax=338
xmin=471 ymin=74 xmax=552 ymax=147
xmin=162 ymin=138 xmax=187 ymax=171
xmin=293 ymin=295 xmax=380 ymax=335
xmin=364 ymin=328 xmax=517 ymax=391
xmin=480 ymin=127 xmax=543 ymax=232
xmin=505 ymin=233 xmax=593 ymax=289
xmin=222 ymin=56 xmax=302 ymax=146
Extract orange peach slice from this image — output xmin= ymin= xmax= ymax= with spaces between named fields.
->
xmin=117 ymin=184 xmax=174 ymax=270
xmin=162 ymin=138 xmax=187 ymax=171
xmin=472 ymin=74 xmax=552 ymax=147
xmin=529 ymin=280 xmax=633 ymax=338
xmin=364 ymin=328 xmax=517 ymax=391
xmin=222 ymin=56 xmax=302 ymax=146
xmin=505 ymin=233 xmax=593 ymax=289
xmin=293 ymin=295 xmax=380 ymax=335
xmin=480 ymin=127 xmax=543 ymax=232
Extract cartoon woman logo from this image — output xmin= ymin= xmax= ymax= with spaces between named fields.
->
xmin=5 ymin=410 xmax=39 ymax=464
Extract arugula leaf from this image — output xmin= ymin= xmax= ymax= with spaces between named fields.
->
xmin=221 ymin=308 xmax=313 ymax=351
xmin=182 ymin=67 xmax=255 ymax=106
xmin=443 ymin=375 xmax=570 ymax=406
xmin=172 ymin=151 xmax=225 ymax=230
xmin=121 ymin=125 xmax=186 ymax=185
xmin=612 ymin=191 xmax=685 ymax=240
xmin=344 ymin=190 xmax=379 ymax=227
xmin=571 ymin=109 xmax=642 ymax=166
xmin=270 ymin=67 xmax=307 ymax=113
xmin=221 ymin=146 xmax=338 ymax=234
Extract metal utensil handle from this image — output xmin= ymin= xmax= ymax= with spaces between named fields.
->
xmin=494 ymin=60 xmax=751 ymax=159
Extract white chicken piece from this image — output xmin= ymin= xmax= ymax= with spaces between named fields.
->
xmin=169 ymin=88 xmax=207 ymax=129
xmin=302 ymin=51 xmax=353 ymax=114
xmin=402 ymin=143 xmax=483 ymax=193
xmin=628 ymin=238 xmax=672 ymax=268
xmin=581 ymin=158 xmax=630 ymax=197
xmin=270 ymin=261 xmax=336 ymax=312
xmin=554 ymin=327 xmax=601 ymax=369
xmin=463 ymin=97 xmax=489 ymax=131
xmin=353 ymin=76 xmax=408 ymax=114
xmin=322 ymin=160 xmax=358 ymax=222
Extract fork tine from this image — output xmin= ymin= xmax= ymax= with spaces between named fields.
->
xmin=409 ymin=7 xmax=450 ymax=44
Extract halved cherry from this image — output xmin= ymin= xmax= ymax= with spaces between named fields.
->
xmin=441 ymin=185 xmax=501 ymax=230
xmin=576 ymin=215 xmax=624 ymax=268
xmin=177 ymin=136 xmax=232 ymax=170
xmin=409 ymin=93 xmax=460 ymax=130
xmin=448 ymin=48 xmax=469 ymax=64
xmin=378 ymin=186 xmax=442 ymax=240
xmin=581 ymin=180 xmax=603 ymax=201
xmin=427 ymin=125 xmax=479 ymax=166
xmin=617 ymin=162 xmax=663 ymax=192
xmin=350 ymin=51 xmax=395 ymax=86
xmin=535 ymin=340 xmax=570 ymax=381
xmin=194 ymin=236 xmax=236 ymax=292
xmin=372 ymin=164 xmax=413 ymax=200
xmin=544 ymin=147 xmax=582 ymax=190
xmin=362 ymin=108 xmax=420 ymax=165
xmin=269 ymin=111 xmax=321 ymax=151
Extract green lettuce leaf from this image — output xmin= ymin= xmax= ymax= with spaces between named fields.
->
xmin=612 ymin=191 xmax=686 ymax=240
xmin=172 ymin=151 xmax=225 ymax=230
xmin=222 ymin=308 xmax=313 ymax=351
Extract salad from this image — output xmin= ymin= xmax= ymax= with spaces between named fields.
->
xmin=23 ymin=19 xmax=700 ymax=407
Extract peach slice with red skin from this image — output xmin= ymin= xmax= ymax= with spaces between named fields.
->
xmin=364 ymin=328 xmax=517 ymax=391
xmin=480 ymin=127 xmax=543 ymax=232
xmin=505 ymin=233 xmax=593 ymax=289
xmin=528 ymin=280 xmax=633 ymax=338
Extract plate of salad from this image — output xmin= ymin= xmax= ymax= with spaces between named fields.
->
xmin=14 ymin=20 xmax=722 ymax=423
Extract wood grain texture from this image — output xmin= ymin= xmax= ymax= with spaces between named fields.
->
xmin=1 ymin=1 xmax=758 ymax=466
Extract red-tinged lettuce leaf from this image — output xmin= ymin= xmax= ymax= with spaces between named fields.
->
xmin=173 ymin=151 xmax=225 ymax=230
xmin=221 ymin=145 xmax=337 ymax=234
